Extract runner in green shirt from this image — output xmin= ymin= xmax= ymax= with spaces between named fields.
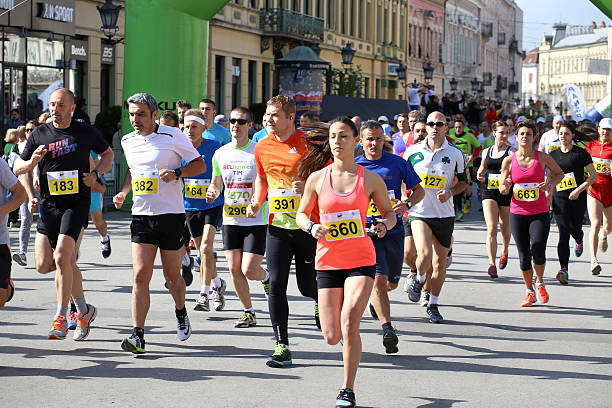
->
xmin=452 ymin=119 xmax=482 ymax=220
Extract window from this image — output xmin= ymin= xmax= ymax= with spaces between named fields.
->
xmin=529 ymin=73 xmax=533 ymax=83
xmin=341 ymin=0 xmax=346 ymax=34
xmin=364 ymin=77 xmax=369 ymax=98
xmin=232 ymin=58 xmax=242 ymax=110
xmin=376 ymin=78 xmax=381 ymax=98
xmin=248 ymin=60 xmax=256 ymax=107
xmin=262 ymin=62 xmax=271 ymax=102
xmin=215 ymin=55 xmax=225 ymax=114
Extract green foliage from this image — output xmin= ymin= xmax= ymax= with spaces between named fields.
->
xmin=331 ymin=66 xmax=364 ymax=98
xmin=94 ymin=106 xmax=122 ymax=145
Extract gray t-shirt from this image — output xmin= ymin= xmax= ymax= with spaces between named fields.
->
xmin=0 ymin=158 xmax=18 ymax=245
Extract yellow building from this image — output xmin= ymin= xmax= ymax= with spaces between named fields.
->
xmin=208 ymin=0 xmax=445 ymax=116
xmin=538 ymin=24 xmax=611 ymax=111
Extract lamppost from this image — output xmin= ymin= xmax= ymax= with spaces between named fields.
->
xmin=449 ymin=77 xmax=458 ymax=92
xmin=341 ymin=42 xmax=356 ymax=68
xmin=97 ymin=0 xmax=123 ymax=44
xmin=542 ymin=101 xmax=549 ymax=114
xmin=471 ymin=77 xmax=480 ymax=93
xmin=494 ymin=88 xmax=501 ymax=100
xmin=396 ymin=62 xmax=407 ymax=88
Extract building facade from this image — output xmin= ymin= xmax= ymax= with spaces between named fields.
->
xmin=208 ymin=0 xmax=447 ymax=117
xmin=479 ymin=0 xmax=523 ymax=101
xmin=521 ymin=50 xmax=538 ymax=105
xmin=1 ymin=0 xmax=124 ymax=133
xmin=538 ymin=24 xmax=610 ymax=112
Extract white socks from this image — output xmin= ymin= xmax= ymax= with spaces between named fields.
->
xmin=428 ymin=294 xmax=439 ymax=307
xmin=211 ymin=277 xmax=222 ymax=288
xmin=416 ymin=273 xmax=426 ymax=284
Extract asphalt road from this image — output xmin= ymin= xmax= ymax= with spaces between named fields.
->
xmin=1 ymin=206 xmax=611 ymax=408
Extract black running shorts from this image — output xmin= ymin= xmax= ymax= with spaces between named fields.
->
xmin=222 ymin=224 xmax=267 ymax=255
xmin=37 ymin=199 xmax=89 ymax=248
xmin=131 ymin=213 xmax=186 ymax=250
xmin=316 ymin=265 xmax=376 ymax=289
xmin=409 ymin=216 xmax=455 ymax=249
xmin=185 ymin=206 xmax=223 ymax=239
xmin=0 ymin=244 xmax=11 ymax=289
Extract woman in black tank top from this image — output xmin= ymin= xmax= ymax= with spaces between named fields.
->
xmin=476 ymin=121 xmax=516 ymax=278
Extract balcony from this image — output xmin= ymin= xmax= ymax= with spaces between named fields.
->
xmin=260 ymin=8 xmax=324 ymax=42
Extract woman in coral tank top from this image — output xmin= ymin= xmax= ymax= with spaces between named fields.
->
xmin=499 ymin=120 xmax=564 ymax=307
xmin=296 ymin=117 xmax=396 ymax=408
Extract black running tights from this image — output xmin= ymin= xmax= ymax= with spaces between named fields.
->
xmin=553 ymin=194 xmax=586 ymax=269
xmin=266 ymin=225 xmax=318 ymax=345
xmin=510 ymin=212 xmax=550 ymax=271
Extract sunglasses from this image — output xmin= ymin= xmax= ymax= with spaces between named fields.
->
xmin=427 ymin=121 xmax=445 ymax=127
xmin=229 ymin=118 xmax=249 ymax=125
xmin=25 ymin=128 xmax=34 ymax=132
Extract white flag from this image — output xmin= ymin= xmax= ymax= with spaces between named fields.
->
xmin=563 ymin=84 xmax=587 ymax=121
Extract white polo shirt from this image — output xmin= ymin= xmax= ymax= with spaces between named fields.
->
xmin=404 ymin=138 xmax=466 ymax=218
xmin=122 ymin=124 xmax=200 ymax=216
xmin=538 ymin=128 xmax=559 ymax=152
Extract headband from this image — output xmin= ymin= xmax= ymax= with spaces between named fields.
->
xmin=184 ymin=115 xmax=205 ymax=126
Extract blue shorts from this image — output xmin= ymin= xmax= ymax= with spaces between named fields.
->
xmin=90 ymin=192 xmax=103 ymax=212
xmin=372 ymin=231 xmax=404 ymax=284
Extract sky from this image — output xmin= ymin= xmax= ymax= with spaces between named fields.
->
xmin=515 ymin=0 xmax=612 ymax=51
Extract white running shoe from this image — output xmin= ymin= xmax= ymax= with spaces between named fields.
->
xmin=176 ymin=314 xmax=192 ymax=341
xmin=212 ymin=278 xmax=227 ymax=311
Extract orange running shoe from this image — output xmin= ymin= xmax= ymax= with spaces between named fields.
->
xmin=499 ymin=253 xmax=508 ymax=270
xmin=521 ymin=291 xmax=537 ymax=307
xmin=48 ymin=315 xmax=68 ymax=339
xmin=535 ymin=283 xmax=549 ymax=304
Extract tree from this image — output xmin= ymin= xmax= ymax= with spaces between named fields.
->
xmin=329 ymin=66 xmax=365 ymax=97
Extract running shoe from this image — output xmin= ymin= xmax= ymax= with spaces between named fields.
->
xmin=463 ymin=201 xmax=470 ymax=214
xmin=369 ymin=301 xmax=378 ymax=320
xmin=574 ymin=242 xmax=583 ymax=257
xmin=212 ymin=278 xmax=227 ymax=311
xmin=121 ymin=334 xmax=146 ymax=354
xmin=12 ymin=252 xmax=26 ymax=266
xmin=315 ymin=302 xmax=321 ymax=329
xmin=234 ymin=311 xmax=257 ymax=328
xmin=420 ymin=290 xmax=430 ymax=307
xmin=487 ymin=264 xmax=498 ymax=279
xmin=182 ymin=256 xmax=194 ymax=287
xmin=266 ymin=342 xmax=292 ymax=367
xmin=74 ymin=304 xmax=97 ymax=341
xmin=101 ymin=237 xmax=111 ymax=258
xmin=446 ymin=249 xmax=453 ymax=268
xmin=193 ymin=256 xmax=201 ymax=273
xmin=426 ymin=304 xmax=444 ymax=323
xmin=194 ymin=293 xmax=210 ymax=311
xmin=521 ymin=290 xmax=537 ymax=307
xmin=556 ymin=267 xmax=569 ymax=285
xmin=499 ymin=253 xmax=508 ymax=270
xmin=456 ymin=210 xmax=464 ymax=222
xmin=48 ymin=315 xmax=68 ymax=339
xmin=336 ymin=388 xmax=356 ymax=408
xmin=535 ymin=283 xmax=549 ymax=304
xmin=261 ymin=274 xmax=270 ymax=297
xmin=176 ymin=313 xmax=192 ymax=341
xmin=591 ymin=259 xmax=601 ymax=275
xmin=600 ymin=236 xmax=608 ymax=252
xmin=408 ymin=277 xmax=425 ymax=302
xmin=403 ymin=271 xmax=416 ymax=293
xmin=382 ymin=326 xmax=399 ymax=354
xmin=68 ymin=311 xmax=78 ymax=330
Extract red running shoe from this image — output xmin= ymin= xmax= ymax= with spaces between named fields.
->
xmin=487 ymin=264 xmax=498 ymax=279
xmin=535 ymin=283 xmax=549 ymax=304
xmin=499 ymin=253 xmax=508 ymax=270
xmin=521 ymin=291 xmax=537 ymax=307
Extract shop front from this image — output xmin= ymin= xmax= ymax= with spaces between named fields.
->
xmin=1 ymin=0 xmax=75 ymax=133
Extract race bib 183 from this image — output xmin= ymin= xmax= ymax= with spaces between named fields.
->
xmin=47 ymin=170 xmax=78 ymax=195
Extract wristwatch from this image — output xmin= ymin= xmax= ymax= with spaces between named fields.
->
xmin=403 ymin=198 xmax=412 ymax=209
xmin=173 ymin=168 xmax=182 ymax=180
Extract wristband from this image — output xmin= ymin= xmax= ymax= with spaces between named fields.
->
xmin=306 ymin=221 xmax=315 ymax=236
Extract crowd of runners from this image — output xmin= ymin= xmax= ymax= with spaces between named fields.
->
xmin=1 ymin=88 xmax=610 ymax=408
